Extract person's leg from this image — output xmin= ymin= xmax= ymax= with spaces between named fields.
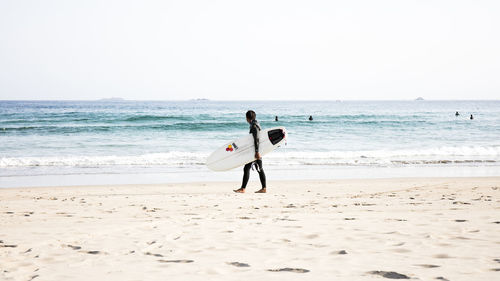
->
xmin=234 ymin=162 xmax=252 ymax=193
xmin=255 ymin=159 xmax=267 ymax=193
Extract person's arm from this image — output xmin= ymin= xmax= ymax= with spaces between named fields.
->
xmin=250 ymin=124 xmax=261 ymax=159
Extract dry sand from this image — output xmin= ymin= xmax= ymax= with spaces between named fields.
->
xmin=1 ymin=177 xmax=499 ymax=281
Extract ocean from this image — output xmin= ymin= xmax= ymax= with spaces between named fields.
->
xmin=1 ymin=100 xmax=499 ymax=187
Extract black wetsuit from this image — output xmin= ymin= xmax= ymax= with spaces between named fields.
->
xmin=241 ymin=120 xmax=266 ymax=189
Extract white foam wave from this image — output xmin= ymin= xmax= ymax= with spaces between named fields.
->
xmin=0 ymin=152 xmax=207 ymax=168
xmin=266 ymin=146 xmax=500 ymax=166
xmin=1 ymin=146 xmax=499 ymax=168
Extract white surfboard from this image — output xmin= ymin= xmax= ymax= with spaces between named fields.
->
xmin=206 ymin=126 xmax=287 ymax=171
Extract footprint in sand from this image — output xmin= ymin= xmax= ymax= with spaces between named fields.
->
xmin=65 ymin=245 xmax=101 ymax=254
xmin=433 ymin=254 xmax=452 ymax=259
xmin=268 ymin=268 xmax=310 ymax=273
xmin=158 ymin=259 xmax=193 ymax=263
xmin=227 ymin=262 xmax=250 ymax=267
xmin=145 ymin=252 xmax=164 ymax=257
xmin=453 ymin=201 xmax=471 ymax=205
xmin=67 ymin=245 xmax=81 ymax=250
xmin=415 ymin=264 xmax=440 ymax=268
xmin=86 ymin=251 xmax=101 ymax=255
xmin=305 ymin=234 xmax=319 ymax=239
xmin=368 ymin=271 xmax=410 ymax=279
xmin=391 ymin=248 xmax=411 ymax=253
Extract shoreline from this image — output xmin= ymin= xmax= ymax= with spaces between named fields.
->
xmin=1 ymin=175 xmax=500 ymax=191
xmin=2 ymin=164 xmax=500 ymax=188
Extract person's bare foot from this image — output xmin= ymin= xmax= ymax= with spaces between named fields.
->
xmin=255 ymin=188 xmax=266 ymax=193
xmin=233 ymin=188 xmax=245 ymax=193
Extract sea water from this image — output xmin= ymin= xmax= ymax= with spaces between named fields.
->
xmin=1 ymin=100 xmax=499 ymax=187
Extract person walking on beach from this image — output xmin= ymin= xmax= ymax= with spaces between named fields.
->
xmin=234 ymin=110 xmax=267 ymax=193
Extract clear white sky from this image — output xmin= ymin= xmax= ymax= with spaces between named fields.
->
xmin=0 ymin=0 xmax=499 ymax=100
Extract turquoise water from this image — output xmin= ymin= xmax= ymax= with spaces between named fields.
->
xmin=1 ymin=100 xmax=500 ymax=185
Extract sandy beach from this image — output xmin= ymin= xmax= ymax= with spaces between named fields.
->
xmin=1 ymin=177 xmax=499 ymax=281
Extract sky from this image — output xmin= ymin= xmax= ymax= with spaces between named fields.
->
xmin=0 ymin=0 xmax=499 ymax=101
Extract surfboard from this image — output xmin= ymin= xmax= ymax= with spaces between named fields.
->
xmin=206 ymin=126 xmax=287 ymax=171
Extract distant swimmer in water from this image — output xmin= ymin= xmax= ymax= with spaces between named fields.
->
xmin=455 ymin=111 xmax=460 ymax=116
xmin=275 ymin=116 xmax=278 ymax=121
xmin=470 ymin=114 xmax=474 ymax=120
xmin=308 ymin=115 xmax=313 ymax=121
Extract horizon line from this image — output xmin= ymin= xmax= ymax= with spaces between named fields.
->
xmin=1 ymin=98 xmax=500 ymax=102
